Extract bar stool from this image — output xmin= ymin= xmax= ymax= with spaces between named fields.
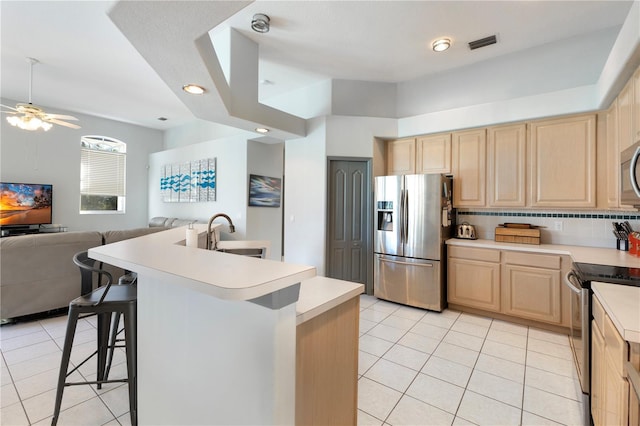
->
xmin=51 ymin=252 xmax=137 ymax=426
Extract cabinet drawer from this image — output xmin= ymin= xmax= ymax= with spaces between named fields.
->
xmin=503 ymin=251 xmax=560 ymax=269
xmin=592 ymin=295 xmax=605 ymax=335
xmin=449 ymin=246 xmax=500 ymax=262
xmin=604 ymin=313 xmax=629 ymax=377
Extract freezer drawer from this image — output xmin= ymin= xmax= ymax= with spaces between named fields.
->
xmin=374 ymin=254 xmax=444 ymax=312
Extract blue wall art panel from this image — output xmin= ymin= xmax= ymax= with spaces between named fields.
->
xmin=160 ymin=157 xmax=216 ymax=203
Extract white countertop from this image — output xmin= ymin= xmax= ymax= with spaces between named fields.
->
xmin=89 ymin=224 xmax=316 ymax=301
xmin=446 ymin=238 xmax=640 ymax=268
xmin=592 ymin=282 xmax=640 ymax=344
xmin=296 ymin=276 xmax=364 ymax=325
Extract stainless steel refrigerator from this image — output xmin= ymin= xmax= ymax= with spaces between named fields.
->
xmin=374 ymin=174 xmax=453 ymax=311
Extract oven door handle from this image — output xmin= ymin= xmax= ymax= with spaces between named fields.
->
xmin=564 ymin=271 xmax=583 ymax=294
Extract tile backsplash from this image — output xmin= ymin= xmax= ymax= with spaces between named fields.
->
xmin=456 ymin=209 xmax=640 ymax=248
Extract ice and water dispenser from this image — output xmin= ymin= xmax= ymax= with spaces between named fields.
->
xmin=377 ymin=201 xmax=394 ymax=232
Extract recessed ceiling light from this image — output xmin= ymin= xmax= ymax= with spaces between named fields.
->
xmin=251 ymin=13 xmax=270 ymax=33
xmin=432 ymin=38 xmax=451 ymax=52
xmin=182 ymin=84 xmax=206 ymax=95
xmin=255 ymin=127 xmax=270 ymax=134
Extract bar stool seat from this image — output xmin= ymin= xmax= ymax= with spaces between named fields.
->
xmin=51 ymin=252 xmax=137 ymax=426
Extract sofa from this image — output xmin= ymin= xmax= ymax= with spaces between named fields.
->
xmin=0 ymin=227 xmax=167 ymax=320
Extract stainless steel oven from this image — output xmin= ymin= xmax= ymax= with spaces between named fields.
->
xmin=564 ymin=270 xmax=590 ymax=421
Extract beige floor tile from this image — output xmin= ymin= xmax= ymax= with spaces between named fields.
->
xmin=457 ymin=313 xmax=492 ymax=328
xmin=357 ymin=377 xmax=402 ymax=421
xmin=457 ymin=390 xmax=522 ymax=426
xmin=1 ymin=366 xmax=12 ymax=386
xmin=410 ymin=322 xmax=448 ymax=340
xmin=367 ymin=323 xmax=407 ymax=343
xmin=406 ymin=372 xmax=464 ymax=414
xmin=443 ymin=330 xmax=485 ymax=351
xmin=0 ymin=322 xmax=45 ymax=342
xmin=481 ymin=340 xmax=526 ymax=364
xmin=451 ymin=320 xmax=489 ymax=338
xmin=467 ymin=370 xmax=523 ymax=408
xmin=363 ymin=358 xmax=418 ymax=392
xmin=523 ymin=386 xmax=584 ymax=426
xmin=53 ymin=395 xmax=115 ymax=426
xmin=13 ymin=367 xmax=59 ymax=401
xmin=490 ymin=319 xmax=528 ymax=336
xmin=360 ymin=318 xmax=377 ymax=335
xmin=521 ymin=410 xmax=563 ymax=425
xmin=359 ymin=350 xmax=379 ymax=375
xmin=1 ymin=330 xmax=52 ymax=352
xmin=1 ymin=383 xmax=20 ymax=408
xmin=369 ymin=301 xmax=401 ymax=314
xmin=381 ymin=314 xmax=419 ymax=331
xmin=486 ymin=328 xmax=527 ymax=348
xmin=474 ymin=353 xmax=525 ymax=384
xmin=393 ymin=305 xmax=427 ymax=321
xmin=386 ymin=395 xmax=454 ymax=426
xmin=528 ymin=328 xmax=569 ymax=346
xmin=397 ymin=332 xmax=440 ymax=354
xmin=421 ymin=355 xmax=473 ymax=388
xmin=99 ymin=384 xmax=131 ymax=418
xmin=360 ymin=308 xmax=391 ymax=323
xmin=439 ymin=309 xmax=461 ymax=320
xmin=7 ymin=351 xmax=63 ymax=382
xmin=357 ymin=409 xmax=384 ymax=426
xmin=525 ymin=366 xmax=582 ymax=402
xmin=527 ymin=337 xmax=573 ymax=361
xmin=433 ymin=342 xmax=479 ymax=368
xmin=382 ymin=344 xmax=430 ymax=371
xmin=453 ymin=416 xmax=479 ymax=425
xmin=3 ymin=340 xmax=61 ymax=366
xmin=359 ymin=334 xmax=395 ymax=357
xmin=419 ymin=312 xmax=456 ymax=329
xmin=0 ymin=401 xmax=30 ymax=426
xmin=526 ymin=351 xmax=578 ymax=379
xmin=360 ymin=295 xmax=379 ymax=309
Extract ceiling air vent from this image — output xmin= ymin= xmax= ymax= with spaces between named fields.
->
xmin=468 ymin=35 xmax=497 ymax=50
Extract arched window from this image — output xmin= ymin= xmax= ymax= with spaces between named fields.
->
xmin=80 ymin=135 xmax=126 ymax=213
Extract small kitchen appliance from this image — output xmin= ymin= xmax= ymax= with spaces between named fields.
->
xmin=455 ymin=222 xmax=477 ymax=239
xmin=620 ymin=140 xmax=640 ymax=207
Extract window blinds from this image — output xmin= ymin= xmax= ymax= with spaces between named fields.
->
xmin=80 ymin=148 xmax=126 ymax=196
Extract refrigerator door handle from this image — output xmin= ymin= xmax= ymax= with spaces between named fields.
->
xmin=379 ymin=257 xmax=433 ymax=267
xmin=403 ymin=189 xmax=409 ymax=244
xmin=399 ymin=189 xmax=406 ymax=244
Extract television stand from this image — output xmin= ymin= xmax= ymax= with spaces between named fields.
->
xmin=1 ymin=227 xmax=41 ymax=238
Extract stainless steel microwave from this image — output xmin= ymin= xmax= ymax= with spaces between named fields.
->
xmin=621 ymin=140 xmax=640 ymax=207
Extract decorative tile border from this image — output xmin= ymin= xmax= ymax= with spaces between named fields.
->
xmin=458 ymin=210 xmax=640 ymax=220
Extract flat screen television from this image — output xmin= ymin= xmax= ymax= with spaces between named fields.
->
xmin=0 ymin=182 xmax=53 ymax=228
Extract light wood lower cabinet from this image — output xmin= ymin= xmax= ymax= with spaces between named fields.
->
xmin=448 ymin=246 xmax=569 ymax=327
xmin=448 ymin=257 xmax=501 ymax=312
xmin=591 ymin=295 xmax=631 ymax=426
xmin=296 ymin=296 xmax=359 ymax=425
xmin=501 ymin=264 xmax=561 ymax=324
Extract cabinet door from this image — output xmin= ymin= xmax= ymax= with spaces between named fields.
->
xmin=488 ymin=124 xmax=526 ymax=207
xmin=452 ymin=129 xmax=487 ymax=207
xmin=386 ymin=138 xmax=416 ymax=175
xmin=529 ymin=114 xmax=596 ymax=208
xmin=607 ymin=101 xmax=621 ymax=208
xmin=633 ymin=66 xmax=640 ymax=144
xmin=592 ymin=320 xmax=605 ymax=426
xmin=448 ymin=257 xmax=500 ymax=312
xmin=416 ymin=133 xmax=451 ymax=174
xmin=619 ymin=80 xmax=634 ymax=153
xmin=501 ymin=264 xmax=561 ymax=324
xmin=603 ymin=351 xmax=630 ymax=426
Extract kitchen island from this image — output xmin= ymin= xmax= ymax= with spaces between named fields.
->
xmin=89 ymin=224 xmax=362 ymax=425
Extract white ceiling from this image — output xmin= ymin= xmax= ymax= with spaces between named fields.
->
xmin=0 ymin=1 xmax=634 ymax=131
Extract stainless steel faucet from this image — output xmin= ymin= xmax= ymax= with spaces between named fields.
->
xmin=206 ymin=213 xmax=236 ymax=250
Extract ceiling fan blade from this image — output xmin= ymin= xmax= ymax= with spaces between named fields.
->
xmin=0 ymin=103 xmax=19 ymax=112
xmin=47 ymin=118 xmax=81 ymax=129
xmin=44 ymin=113 xmax=78 ymax=121
xmin=0 ymin=110 xmax=18 ymax=115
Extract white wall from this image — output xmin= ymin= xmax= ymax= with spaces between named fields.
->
xmin=0 ymin=98 xmax=163 ymax=231
xmin=283 ymin=118 xmax=326 ymax=272
xmin=148 ymin=135 xmax=248 ymax=238
xmin=247 ymin=140 xmax=284 ymax=260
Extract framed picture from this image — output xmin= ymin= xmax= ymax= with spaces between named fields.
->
xmin=248 ymin=174 xmax=281 ymax=207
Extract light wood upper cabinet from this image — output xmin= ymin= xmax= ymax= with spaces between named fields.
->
xmin=606 ymin=100 xmax=621 ymax=208
xmin=633 ymin=66 xmax=640 ymax=143
xmin=619 ymin=79 xmax=634 ymax=153
xmin=452 ymin=129 xmax=487 ymax=207
xmin=488 ymin=124 xmax=526 ymax=207
xmin=386 ymin=138 xmax=416 ymax=175
xmin=416 ymin=133 xmax=451 ymax=174
xmin=529 ymin=114 xmax=596 ymax=208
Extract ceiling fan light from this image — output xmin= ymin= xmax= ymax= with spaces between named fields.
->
xmin=432 ymin=38 xmax=451 ymax=52
xmin=6 ymin=114 xmax=52 ymax=131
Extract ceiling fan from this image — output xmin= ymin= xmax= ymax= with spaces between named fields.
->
xmin=1 ymin=57 xmax=80 ymax=131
